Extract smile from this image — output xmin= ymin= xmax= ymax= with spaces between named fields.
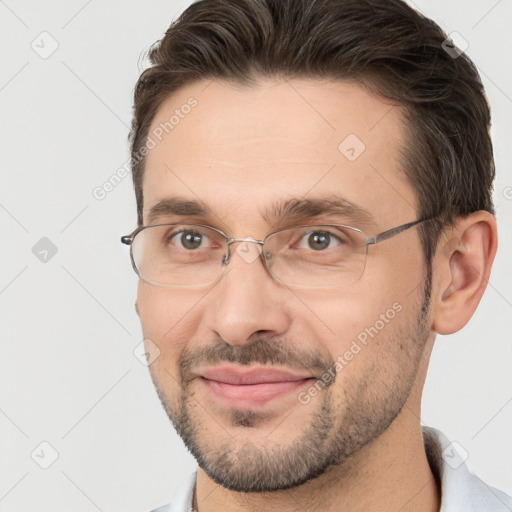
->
xmin=196 ymin=366 xmax=316 ymax=408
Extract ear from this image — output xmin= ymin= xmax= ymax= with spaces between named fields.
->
xmin=431 ymin=211 xmax=497 ymax=335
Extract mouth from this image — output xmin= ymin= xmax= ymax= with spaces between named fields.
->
xmin=195 ymin=365 xmax=316 ymax=408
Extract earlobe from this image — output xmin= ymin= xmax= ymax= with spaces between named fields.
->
xmin=432 ymin=211 xmax=497 ymax=335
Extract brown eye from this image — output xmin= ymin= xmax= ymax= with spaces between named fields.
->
xmin=297 ymin=230 xmax=343 ymax=251
xmin=167 ymin=229 xmax=210 ymax=250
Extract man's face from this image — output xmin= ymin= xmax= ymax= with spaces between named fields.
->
xmin=136 ymin=78 xmax=432 ymax=492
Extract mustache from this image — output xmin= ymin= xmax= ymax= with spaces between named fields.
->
xmin=178 ymin=337 xmax=335 ymax=383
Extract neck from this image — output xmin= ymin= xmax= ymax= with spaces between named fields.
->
xmin=193 ymin=414 xmax=440 ymax=512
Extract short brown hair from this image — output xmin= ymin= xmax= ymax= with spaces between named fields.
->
xmin=129 ymin=0 xmax=494 ymax=263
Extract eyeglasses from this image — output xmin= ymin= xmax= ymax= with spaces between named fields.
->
xmin=121 ymin=218 xmax=431 ymax=289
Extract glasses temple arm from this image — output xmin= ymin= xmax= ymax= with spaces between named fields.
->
xmin=366 ymin=218 xmax=432 ymax=246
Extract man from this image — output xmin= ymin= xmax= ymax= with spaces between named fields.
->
xmin=121 ymin=0 xmax=511 ymax=510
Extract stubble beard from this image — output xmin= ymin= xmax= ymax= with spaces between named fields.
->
xmin=149 ymin=277 xmax=432 ymax=492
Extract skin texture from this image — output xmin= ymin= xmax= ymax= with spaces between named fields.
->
xmin=135 ymin=78 xmax=497 ymax=512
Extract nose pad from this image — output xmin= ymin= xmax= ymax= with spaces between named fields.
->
xmin=218 ymin=240 xmax=275 ymax=288
xmin=221 ymin=243 xmax=235 ymax=267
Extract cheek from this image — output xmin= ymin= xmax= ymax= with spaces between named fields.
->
xmin=292 ymin=285 xmax=399 ymax=347
xmin=320 ymin=302 xmax=418 ymax=404
xmin=137 ymin=283 xmax=203 ymax=363
xmin=293 ymin=268 xmax=421 ymax=369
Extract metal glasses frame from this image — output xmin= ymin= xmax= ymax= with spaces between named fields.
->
xmin=121 ymin=217 xmax=433 ymax=288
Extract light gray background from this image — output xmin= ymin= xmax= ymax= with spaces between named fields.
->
xmin=1 ymin=1 xmax=510 ymax=511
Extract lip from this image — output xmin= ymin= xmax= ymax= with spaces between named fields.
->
xmin=195 ymin=365 xmax=315 ymax=408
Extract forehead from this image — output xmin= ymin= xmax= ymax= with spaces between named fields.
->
xmin=142 ymin=78 xmax=416 ymax=229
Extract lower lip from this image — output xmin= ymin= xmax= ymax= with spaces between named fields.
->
xmin=200 ymin=377 xmax=313 ymax=408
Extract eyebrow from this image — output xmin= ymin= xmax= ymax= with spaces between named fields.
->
xmin=146 ymin=197 xmax=208 ymax=224
xmin=262 ymin=197 xmax=375 ymax=227
xmin=145 ymin=196 xmax=375 ymax=228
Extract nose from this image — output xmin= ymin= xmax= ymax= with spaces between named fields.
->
xmin=205 ymin=240 xmax=291 ymax=346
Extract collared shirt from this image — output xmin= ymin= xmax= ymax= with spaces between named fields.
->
xmin=150 ymin=426 xmax=512 ymax=512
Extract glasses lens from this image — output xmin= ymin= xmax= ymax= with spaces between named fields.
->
xmin=264 ymin=225 xmax=367 ymax=288
xmin=130 ymin=224 xmax=368 ymax=289
xmin=131 ymin=224 xmax=226 ymax=287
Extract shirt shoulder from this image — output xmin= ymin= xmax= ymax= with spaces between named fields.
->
xmin=423 ymin=426 xmax=512 ymax=512
xmin=149 ymin=471 xmax=197 ymax=512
